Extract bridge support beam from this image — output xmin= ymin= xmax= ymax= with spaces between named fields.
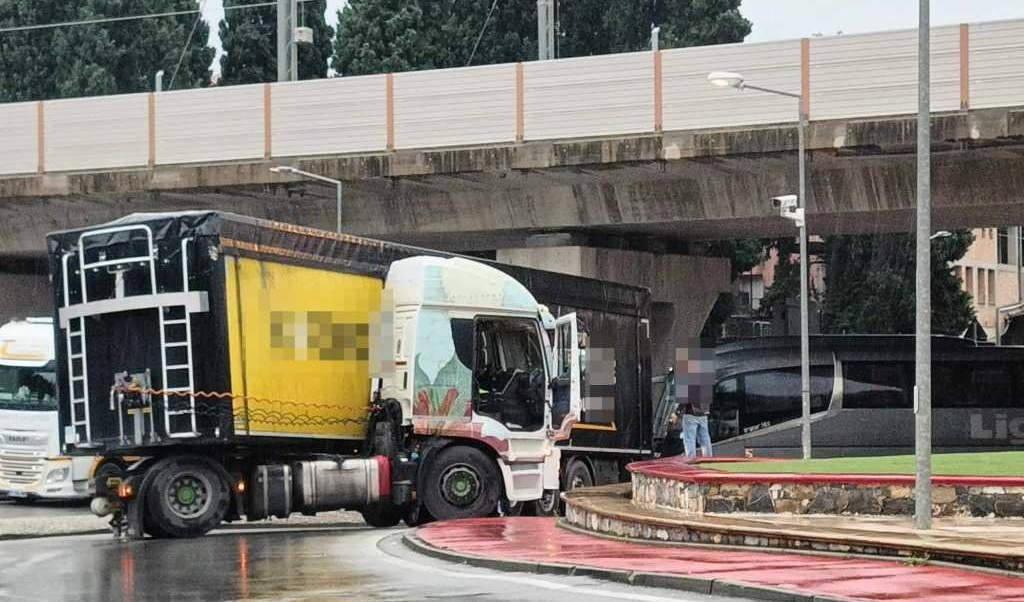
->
xmin=496 ymin=246 xmax=731 ymax=373
xmin=0 ymin=268 xmax=50 ymax=323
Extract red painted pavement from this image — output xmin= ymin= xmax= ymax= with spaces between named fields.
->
xmin=418 ymin=517 xmax=1024 ymax=602
xmin=628 ymin=455 xmax=1024 ymax=488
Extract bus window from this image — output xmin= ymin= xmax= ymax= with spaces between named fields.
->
xmin=737 ymin=367 xmax=833 ymax=434
xmin=842 ymin=362 xmax=912 ymax=409
xmin=933 ymin=362 xmax=968 ymax=408
xmin=970 ymin=363 xmax=1014 ymax=408
xmin=711 ymin=378 xmax=740 ymax=441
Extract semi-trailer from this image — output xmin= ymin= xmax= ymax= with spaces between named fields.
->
xmin=49 ymin=211 xmax=599 ymax=538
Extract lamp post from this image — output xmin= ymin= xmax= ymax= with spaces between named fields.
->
xmin=708 ymin=70 xmax=812 ymax=460
xmin=270 ymin=166 xmax=343 ymax=234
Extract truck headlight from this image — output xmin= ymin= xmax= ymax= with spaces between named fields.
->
xmin=45 ymin=467 xmax=70 ymax=484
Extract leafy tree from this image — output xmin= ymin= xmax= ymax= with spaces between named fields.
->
xmin=821 ymin=231 xmax=975 ymax=335
xmin=219 ymin=0 xmax=333 ymax=85
xmin=0 ymin=0 xmax=213 ymax=102
xmin=761 ymin=231 xmax=976 ymax=336
xmin=332 ymin=0 xmax=751 ymax=76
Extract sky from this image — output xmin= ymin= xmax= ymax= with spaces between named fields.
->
xmin=199 ymin=0 xmax=1024 ymax=74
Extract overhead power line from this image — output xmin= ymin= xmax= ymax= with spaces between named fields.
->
xmin=466 ymin=0 xmax=500 ymax=66
xmin=0 ymin=1 xmax=312 ymax=34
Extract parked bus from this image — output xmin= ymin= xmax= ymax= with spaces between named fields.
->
xmin=0 ymin=318 xmax=94 ymax=500
xmin=709 ymin=335 xmax=1024 ymax=457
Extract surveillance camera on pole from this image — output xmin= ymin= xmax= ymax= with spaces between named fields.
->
xmin=772 ymin=194 xmax=804 ymax=227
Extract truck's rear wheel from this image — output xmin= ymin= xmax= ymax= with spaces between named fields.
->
xmin=360 ymin=501 xmax=403 ymax=528
xmin=420 ymin=446 xmax=500 ymax=521
xmin=144 ymin=456 xmax=229 ymax=538
xmin=531 ymin=488 xmax=561 ymax=517
xmin=565 ymin=458 xmax=593 ymax=490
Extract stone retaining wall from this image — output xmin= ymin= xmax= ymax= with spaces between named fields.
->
xmin=632 ymin=473 xmax=1024 ymax=518
xmin=562 ymin=496 xmax=1024 ymax=573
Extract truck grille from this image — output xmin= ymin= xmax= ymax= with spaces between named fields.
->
xmin=0 ymin=450 xmax=46 ymax=485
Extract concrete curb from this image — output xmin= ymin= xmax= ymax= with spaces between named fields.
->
xmin=401 ymin=531 xmax=857 ymax=602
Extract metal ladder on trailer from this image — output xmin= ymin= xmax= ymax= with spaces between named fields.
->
xmin=61 ymin=254 xmax=92 ymax=445
xmin=160 ymin=238 xmax=198 ymax=437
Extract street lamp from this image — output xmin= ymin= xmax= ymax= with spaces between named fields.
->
xmin=269 ymin=166 xmax=343 ymax=234
xmin=708 ymin=70 xmax=812 ymax=460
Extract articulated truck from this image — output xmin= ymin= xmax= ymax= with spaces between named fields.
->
xmin=0 ymin=317 xmax=95 ymax=500
xmin=49 ymin=211 xmax=598 ymax=538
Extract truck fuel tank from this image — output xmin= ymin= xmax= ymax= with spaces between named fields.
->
xmin=291 ymin=456 xmax=389 ymax=515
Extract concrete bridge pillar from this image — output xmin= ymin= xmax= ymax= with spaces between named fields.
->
xmin=0 ymin=269 xmax=51 ymax=323
xmin=495 ymin=247 xmax=731 ymax=374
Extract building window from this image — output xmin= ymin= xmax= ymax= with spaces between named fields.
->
xmin=998 ymin=228 xmax=1010 ymax=265
xmin=989 ymin=269 xmax=996 ymax=306
xmin=978 ymin=268 xmax=987 ymax=305
xmin=965 ymin=267 xmax=973 ymax=297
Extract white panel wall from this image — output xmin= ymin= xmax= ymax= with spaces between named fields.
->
xmin=970 ymin=20 xmax=1024 ymax=110
xmin=524 ymin=52 xmax=653 ymax=140
xmin=155 ymin=85 xmax=263 ymax=165
xmin=394 ymin=64 xmax=515 ymax=150
xmin=45 ymin=94 xmax=148 ymax=172
xmin=0 ymin=102 xmax=37 ymax=176
xmin=810 ymin=26 xmax=960 ymax=121
xmin=663 ymin=40 xmax=801 ymax=130
xmin=272 ymin=75 xmax=386 ymax=157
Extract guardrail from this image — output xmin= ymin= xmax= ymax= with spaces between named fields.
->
xmin=0 ymin=19 xmax=1021 ymax=177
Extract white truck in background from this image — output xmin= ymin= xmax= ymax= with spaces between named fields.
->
xmin=0 ymin=318 xmax=93 ymax=500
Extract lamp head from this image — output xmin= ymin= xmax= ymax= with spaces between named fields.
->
xmin=707 ymin=71 xmax=745 ymax=89
xmin=269 ymin=166 xmax=298 ymax=174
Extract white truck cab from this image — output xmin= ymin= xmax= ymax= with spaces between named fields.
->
xmin=381 ymin=257 xmax=581 ymax=505
xmin=0 ymin=318 xmax=93 ymax=500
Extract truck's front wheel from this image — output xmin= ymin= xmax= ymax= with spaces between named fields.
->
xmin=145 ymin=456 xmax=230 ymax=538
xmin=420 ymin=446 xmax=500 ymax=521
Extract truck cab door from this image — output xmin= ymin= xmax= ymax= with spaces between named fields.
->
xmin=551 ymin=313 xmax=580 ymax=437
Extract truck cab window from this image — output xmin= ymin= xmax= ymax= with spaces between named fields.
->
xmin=0 ymin=363 xmax=58 ymax=411
xmin=472 ymin=317 xmax=546 ymax=431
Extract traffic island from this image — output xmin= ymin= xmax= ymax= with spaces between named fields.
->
xmin=560 ymin=455 xmax=1024 ymax=573
xmin=409 ymin=516 xmax=1024 ymax=602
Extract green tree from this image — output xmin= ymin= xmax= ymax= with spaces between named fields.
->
xmin=820 ymin=231 xmax=975 ymax=335
xmin=219 ymin=0 xmax=333 ymax=85
xmin=761 ymin=231 xmax=976 ymax=336
xmin=0 ymin=0 xmax=213 ymax=102
xmin=332 ymin=0 xmax=751 ymax=76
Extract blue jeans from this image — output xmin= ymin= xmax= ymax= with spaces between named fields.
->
xmin=682 ymin=414 xmax=713 ymax=458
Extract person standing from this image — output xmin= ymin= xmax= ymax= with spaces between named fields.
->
xmin=677 ymin=343 xmax=714 ymax=458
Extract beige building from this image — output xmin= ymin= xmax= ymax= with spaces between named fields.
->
xmin=952 ymin=227 xmax=1024 ymax=341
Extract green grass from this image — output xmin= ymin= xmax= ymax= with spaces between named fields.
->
xmin=708 ymin=451 xmax=1024 ymax=477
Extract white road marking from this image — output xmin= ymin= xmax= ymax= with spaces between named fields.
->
xmin=373 ymin=530 xmax=694 ymax=602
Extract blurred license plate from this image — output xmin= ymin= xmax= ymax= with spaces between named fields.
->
xmin=7 ymin=491 xmax=28 ymax=498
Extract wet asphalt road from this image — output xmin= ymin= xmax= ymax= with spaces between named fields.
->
xmin=0 ymin=526 xmax=748 ymax=602
xmin=0 ymin=498 xmax=89 ymax=520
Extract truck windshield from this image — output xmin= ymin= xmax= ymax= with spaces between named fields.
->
xmin=0 ymin=362 xmax=58 ymax=411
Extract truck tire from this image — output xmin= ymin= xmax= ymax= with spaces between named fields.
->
xmin=530 ymin=489 xmax=561 ymax=517
xmin=144 ymin=456 xmax=230 ymax=538
xmin=360 ymin=501 xmax=403 ymax=528
xmin=420 ymin=445 xmax=501 ymax=521
xmin=564 ymin=459 xmax=593 ymax=491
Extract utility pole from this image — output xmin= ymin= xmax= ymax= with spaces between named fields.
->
xmin=276 ymin=0 xmax=298 ymax=82
xmin=537 ymin=0 xmax=554 ymax=60
xmin=914 ymin=0 xmax=933 ymax=531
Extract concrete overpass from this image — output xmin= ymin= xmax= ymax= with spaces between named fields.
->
xmin=1 ymin=19 xmax=1023 ymax=355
